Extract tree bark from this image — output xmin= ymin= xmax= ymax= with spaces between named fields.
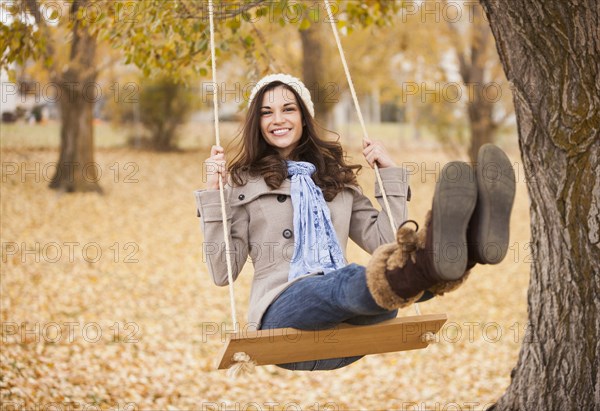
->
xmin=49 ymin=0 xmax=101 ymax=193
xmin=479 ymin=1 xmax=600 ymax=409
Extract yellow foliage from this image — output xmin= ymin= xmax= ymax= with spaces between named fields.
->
xmin=1 ymin=137 xmax=531 ymax=409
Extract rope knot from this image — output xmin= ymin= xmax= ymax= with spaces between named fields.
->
xmin=226 ymin=352 xmax=256 ymax=379
xmin=421 ymin=332 xmax=436 ymax=344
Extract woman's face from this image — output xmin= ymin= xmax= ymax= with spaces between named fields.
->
xmin=259 ymin=85 xmax=303 ymax=158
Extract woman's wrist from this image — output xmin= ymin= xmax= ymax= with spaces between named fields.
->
xmin=377 ymin=161 xmax=397 ymax=169
xmin=205 ymin=184 xmax=220 ymax=191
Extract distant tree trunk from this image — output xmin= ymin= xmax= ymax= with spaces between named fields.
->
xmin=370 ymin=88 xmax=381 ymax=123
xmin=467 ymin=84 xmax=495 ymax=163
xmin=448 ymin=2 xmax=497 ymax=162
xmin=49 ymin=0 xmax=100 ymax=193
xmin=300 ymin=22 xmax=333 ymax=127
xmin=480 ymin=1 xmax=600 ymax=409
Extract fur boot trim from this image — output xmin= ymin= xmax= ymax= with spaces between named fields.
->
xmin=366 ymin=227 xmax=425 ymax=311
xmin=427 ymin=270 xmax=471 ymax=296
xmin=415 ymin=211 xmax=431 ymax=250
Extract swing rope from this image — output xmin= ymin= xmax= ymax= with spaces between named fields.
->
xmin=322 ymin=0 xmax=397 ymax=234
xmin=322 ymin=0 xmax=420 ymax=315
xmin=208 ymin=0 xmax=256 ymax=377
xmin=208 ymin=0 xmax=240 ymax=333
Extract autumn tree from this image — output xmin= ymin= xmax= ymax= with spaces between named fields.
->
xmin=393 ymin=0 xmax=514 ymax=161
xmin=1 ymin=0 xmax=399 ymax=193
xmin=2 ymin=0 xmax=102 ymax=192
xmin=479 ymin=0 xmax=599 ymax=409
xmin=176 ymin=1 xmax=401 ymax=126
xmin=442 ymin=0 xmax=511 ymax=162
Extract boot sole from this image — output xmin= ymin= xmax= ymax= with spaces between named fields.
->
xmin=432 ymin=162 xmax=478 ymax=281
xmin=471 ymin=144 xmax=516 ymax=264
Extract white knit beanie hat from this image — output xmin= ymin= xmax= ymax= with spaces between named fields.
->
xmin=247 ymin=73 xmax=315 ymax=118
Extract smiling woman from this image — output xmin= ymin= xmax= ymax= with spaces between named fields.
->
xmin=225 ymin=74 xmax=366 ymax=203
xmin=194 ymin=73 xmax=516 ymax=372
xmin=259 ymin=86 xmax=303 ymax=158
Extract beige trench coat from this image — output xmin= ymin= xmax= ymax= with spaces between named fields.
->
xmin=194 ymin=166 xmax=410 ymax=328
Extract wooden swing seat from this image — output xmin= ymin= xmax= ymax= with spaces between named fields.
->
xmin=216 ymin=313 xmax=447 ymax=369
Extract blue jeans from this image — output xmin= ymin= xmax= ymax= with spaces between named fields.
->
xmin=259 ymin=263 xmax=434 ymax=371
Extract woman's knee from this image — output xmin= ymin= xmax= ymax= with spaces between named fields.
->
xmin=347 ymin=263 xmax=366 ymax=274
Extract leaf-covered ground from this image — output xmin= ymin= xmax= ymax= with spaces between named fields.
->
xmin=1 ymin=143 xmax=530 ymax=410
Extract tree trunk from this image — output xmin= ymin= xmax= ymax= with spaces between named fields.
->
xmin=467 ymin=92 xmax=495 ymax=163
xmin=49 ymin=0 xmax=101 ymax=193
xmin=152 ymin=83 xmax=179 ymax=151
xmin=453 ymin=2 xmax=497 ymax=162
xmin=300 ymin=22 xmax=333 ymax=127
xmin=479 ymin=1 xmax=600 ymax=409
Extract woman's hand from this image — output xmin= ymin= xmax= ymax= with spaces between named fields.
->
xmin=362 ymin=138 xmax=397 ymax=168
xmin=204 ymin=145 xmax=227 ymax=190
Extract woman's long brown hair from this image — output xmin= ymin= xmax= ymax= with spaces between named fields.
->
xmin=229 ymin=81 xmax=361 ymax=201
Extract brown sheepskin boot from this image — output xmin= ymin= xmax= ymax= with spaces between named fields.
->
xmin=366 ymin=161 xmax=478 ymax=310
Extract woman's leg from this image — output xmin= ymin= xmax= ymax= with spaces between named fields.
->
xmin=261 ymin=263 xmax=394 ymax=330
xmin=366 ymin=162 xmax=479 ymax=310
xmin=345 ymin=290 xmax=434 ymax=325
xmin=259 ymin=263 xmax=397 ymax=371
xmin=366 ymin=146 xmax=516 ymax=309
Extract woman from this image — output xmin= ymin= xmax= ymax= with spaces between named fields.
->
xmin=195 ymin=73 xmax=516 ymax=371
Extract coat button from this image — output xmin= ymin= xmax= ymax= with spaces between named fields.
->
xmin=277 ymin=194 xmax=287 ymax=203
xmin=282 ymin=229 xmax=293 ymax=239
xmin=238 ymin=194 xmax=245 ymax=200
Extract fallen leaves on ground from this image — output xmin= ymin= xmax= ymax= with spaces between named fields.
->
xmin=1 ymin=144 xmax=530 ymax=410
